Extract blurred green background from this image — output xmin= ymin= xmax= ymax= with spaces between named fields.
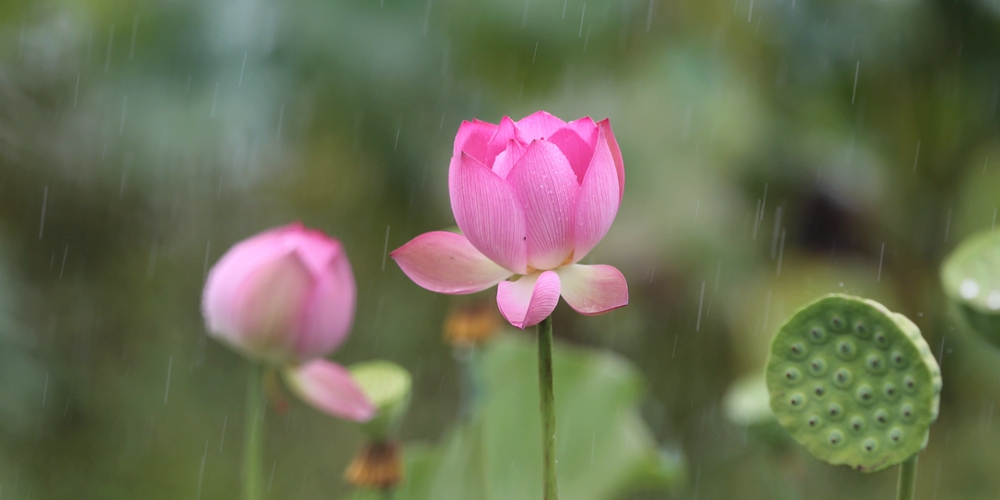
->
xmin=2 ymin=0 xmax=1000 ymax=497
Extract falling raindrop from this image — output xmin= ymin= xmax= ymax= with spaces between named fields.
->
xmin=128 ymin=14 xmax=138 ymax=60
xmin=164 ymin=357 xmax=172 ymax=405
xmin=195 ymin=440 xmax=208 ymax=500
xmin=944 ymin=208 xmax=952 ymax=243
xmin=776 ymin=229 xmax=786 ymax=276
xmin=239 ymin=51 xmax=248 ymax=87
xmin=852 ymin=60 xmax=860 ymax=104
xmin=104 ymin=24 xmax=115 ymax=73
xmin=382 ymin=225 xmax=391 ymax=271
xmin=877 ymin=243 xmax=885 ymax=282
xmin=696 ymin=281 xmax=705 ymax=332
xmin=219 ymin=415 xmax=228 ymax=452
xmin=38 ymin=186 xmax=48 ymax=240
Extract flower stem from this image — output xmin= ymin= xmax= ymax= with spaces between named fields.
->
xmin=243 ymin=363 xmax=265 ymax=500
xmin=896 ymin=455 xmax=918 ymax=500
xmin=537 ymin=316 xmax=558 ymax=500
xmin=453 ymin=345 xmax=478 ymax=420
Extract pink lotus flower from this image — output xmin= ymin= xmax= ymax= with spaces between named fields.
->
xmin=392 ymin=111 xmax=628 ymax=328
xmin=202 ymin=223 xmax=374 ymax=422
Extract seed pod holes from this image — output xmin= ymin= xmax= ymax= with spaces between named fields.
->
xmin=765 ymin=294 xmax=941 ymax=472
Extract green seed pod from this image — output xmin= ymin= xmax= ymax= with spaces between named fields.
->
xmin=723 ymin=375 xmax=774 ymax=428
xmin=722 ymin=374 xmax=796 ymax=446
xmin=349 ymin=361 xmax=412 ymax=442
xmin=765 ymin=294 xmax=942 ymax=472
xmin=941 ymin=231 xmax=1000 ymax=347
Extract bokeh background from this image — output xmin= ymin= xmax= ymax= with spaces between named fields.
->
xmin=2 ymin=0 xmax=1000 ymax=498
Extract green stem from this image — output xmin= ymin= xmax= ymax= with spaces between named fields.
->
xmin=243 ymin=364 xmax=265 ymax=500
xmin=453 ymin=345 xmax=478 ymax=420
xmin=537 ymin=316 xmax=558 ymax=500
xmin=896 ymin=455 xmax=918 ymax=500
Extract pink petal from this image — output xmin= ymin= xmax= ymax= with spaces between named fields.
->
xmin=203 ymin=225 xmax=340 ymax=335
xmin=556 ymin=117 xmax=600 ymax=181
xmin=202 ymin=224 xmax=358 ymax=365
xmin=496 ymin=271 xmax=561 ymax=329
xmin=214 ymin=251 xmax=316 ymax=364
xmin=506 ymin=140 xmax=579 ymax=270
xmin=283 ymin=360 xmax=375 ymax=422
xmin=454 ymin=119 xmax=497 ymax=163
xmin=515 ymin=111 xmax=566 ymax=141
xmin=599 ymin=118 xmax=625 ymax=200
xmin=483 ymin=116 xmax=520 ymax=168
xmin=491 ymin=139 xmax=526 ymax=179
xmin=293 ymin=247 xmax=357 ymax=362
xmin=573 ymin=123 xmax=621 ymax=262
xmin=281 ymin=226 xmax=344 ymax=275
xmin=548 ymin=127 xmax=594 ymax=183
xmin=556 ymin=264 xmax=628 ymax=315
xmin=564 ymin=117 xmax=600 ymax=148
xmin=390 ymin=231 xmax=513 ymax=294
xmin=449 ymin=153 xmax=529 ymax=274
xmin=203 ymin=229 xmax=292 ymax=339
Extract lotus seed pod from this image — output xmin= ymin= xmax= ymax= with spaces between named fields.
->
xmin=723 ymin=375 xmax=774 ymax=428
xmin=349 ymin=361 xmax=412 ymax=442
xmin=765 ymin=294 xmax=942 ymax=472
xmin=722 ymin=375 xmax=792 ymax=445
xmin=941 ymin=231 xmax=1000 ymax=347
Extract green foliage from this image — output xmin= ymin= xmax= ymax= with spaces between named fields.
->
xmin=941 ymin=231 xmax=1000 ymax=347
xmin=3 ymin=0 xmax=1000 ymax=496
xmin=765 ymin=295 xmax=941 ymax=472
xmin=350 ymin=333 xmax=684 ymax=500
